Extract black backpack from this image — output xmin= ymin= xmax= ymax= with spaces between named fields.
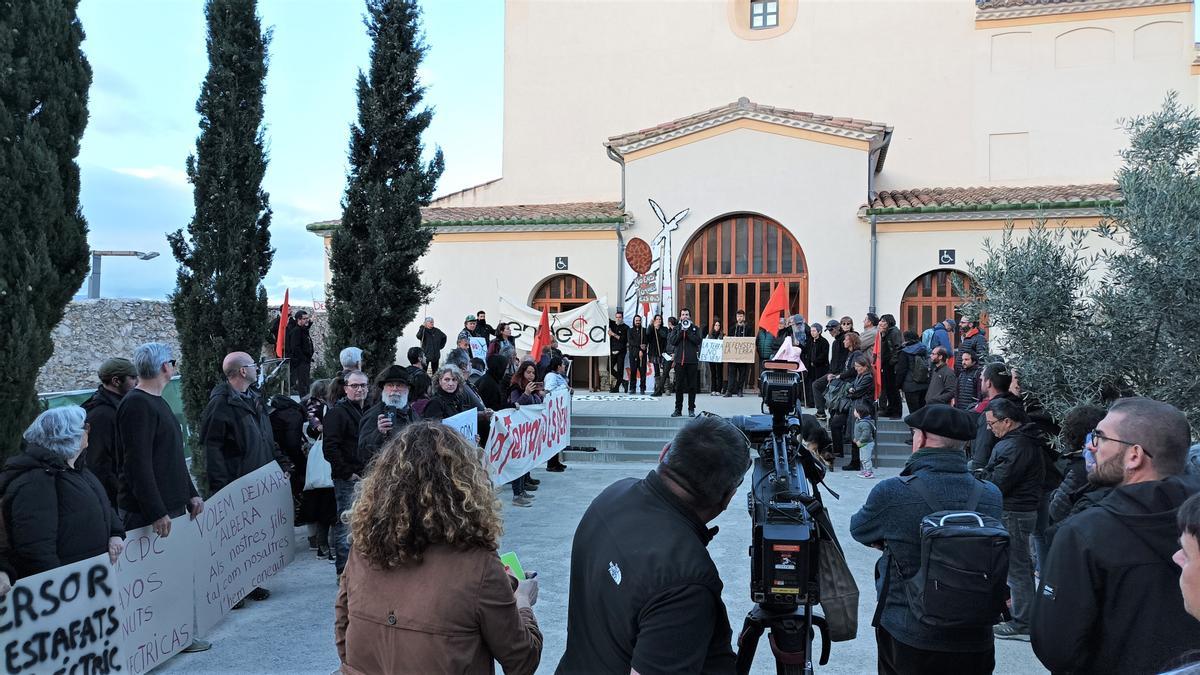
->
xmin=908 ymin=353 xmax=930 ymax=385
xmin=891 ymin=475 xmax=1010 ymax=628
xmin=824 ymin=378 xmax=852 ymax=414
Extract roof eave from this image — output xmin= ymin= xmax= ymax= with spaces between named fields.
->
xmin=858 ymin=201 xmax=1123 ymax=222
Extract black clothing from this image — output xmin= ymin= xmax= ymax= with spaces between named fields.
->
xmin=404 ymin=364 xmax=432 ymax=401
xmin=608 ymin=320 xmax=629 ymax=352
xmin=799 ymin=413 xmax=832 ymax=454
xmin=609 ymin=320 xmax=629 ymax=393
xmin=879 ymin=326 xmax=904 ymax=416
xmin=283 ymin=319 xmax=313 ymax=394
xmin=416 ymin=325 xmax=447 ymax=364
xmin=628 ymin=325 xmax=647 ymax=392
xmin=472 ymin=320 xmax=495 ymax=341
xmin=117 ymin=388 xmax=198 ymax=524
xmin=876 ymin=627 xmax=993 ymax=675
xmin=803 ymin=334 xmax=830 ymax=380
xmin=668 ymin=323 xmax=702 ymax=366
xmin=81 ymin=385 xmax=124 ymax=505
xmin=979 ymin=422 xmax=1045 ymax=512
xmin=322 ymin=398 xmax=367 ymax=480
xmin=476 ymin=357 xmax=510 ymax=411
xmin=646 ymin=325 xmax=669 ymax=396
xmin=674 ymin=364 xmax=699 ymax=413
xmin=200 ymin=383 xmax=287 ymax=494
xmin=0 ymin=444 xmax=124 ymax=579
xmin=968 ymin=391 xmax=1022 ymax=470
xmin=1033 ymin=475 xmax=1200 ymax=675
xmin=421 ymin=389 xmax=471 ymax=421
xmin=724 ymin=323 xmax=751 ymax=395
xmin=829 ymin=331 xmax=849 ymax=374
xmin=359 ymin=400 xmax=417 ymax=465
xmin=557 ymin=470 xmax=735 ymax=674
xmin=705 ymin=329 xmax=724 ymax=393
xmin=269 ymin=395 xmax=307 ymax=497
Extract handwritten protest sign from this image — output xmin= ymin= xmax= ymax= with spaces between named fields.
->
xmin=192 ymin=462 xmax=295 ymax=637
xmin=115 ymin=521 xmax=199 ymax=674
xmin=722 ymin=337 xmax=757 ymax=363
xmin=1 ymin=555 xmax=122 ymax=675
xmin=699 ymin=338 xmax=724 ymax=362
xmin=443 ymin=408 xmax=478 ymax=443
xmin=486 ymin=388 xmax=571 ymax=484
xmin=469 ymin=337 xmax=487 ymax=361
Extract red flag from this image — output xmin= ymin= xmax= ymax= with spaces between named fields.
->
xmin=531 ymin=305 xmax=552 ymax=360
xmin=275 ymin=289 xmax=290 ymax=358
xmin=756 ymin=282 xmax=789 ymax=334
xmin=872 ymin=333 xmax=882 ymax=400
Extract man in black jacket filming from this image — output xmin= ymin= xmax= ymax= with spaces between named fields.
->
xmin=668 ymin=308 xmax=702 ymax=418
xmin=1032 ymin=397 xmax=1200 ymax=675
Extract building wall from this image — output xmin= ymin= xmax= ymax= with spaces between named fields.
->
xmin=463 ymin=0 xmax=1193 ymax=207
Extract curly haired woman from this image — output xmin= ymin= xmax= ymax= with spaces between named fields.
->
xmin=334 ymin=422 xmax=542 ymax=674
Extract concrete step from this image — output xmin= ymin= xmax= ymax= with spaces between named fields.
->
xmin=573 ymin=424 xmax=688 ymax=439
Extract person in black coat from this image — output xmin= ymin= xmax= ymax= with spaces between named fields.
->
xmin=877 ymin=314 xmax=904 ymax=418
xmin=285 ymin=310 xmax=315 ymax=395
xmin=322 ymin=370 xmax=370 ymax=575
xmin=628 ymin=315 xmax=647 ymax=395
xmin=608 ymin=311 xmax=630 ymax=393
xmin=802 ymin=323 xmax=830 ymax=409
xmin=416 ymin=317 xmax=448 ymax=375
xmin=0 ymin=407 xmax=125 ymax=579
xmin=472 ymin=310 xmax=496 ymax=341
xmin=475 ymin=354 xmax=511 ymax=412
xmin=360 ymin=366 xmax=419 ymax=465
xmin=269 ymin=394 xmax=307 ymax=500
xmin=839 ymin=355 xmax=875 ymax=471
xmin=954 ymin=350 xmax=982 ymax=411
xmin=421 ymin=366 xmax=474 ymax=421
xmin=404 ymin=346 xmax=433 ymax=401
xmin=705 ymin=319 xmax=725 ymax=395
xmin=82 ymin=357 xmax=138 ymax=505
xmin=200 ymin=352 xmax=292 ymax=496
xmin=668 ymin=308 xmax=703 ymax=417
xmin=646 ymin=315 xmax=669 ymax=397
xmin=722 ymin=310 xmax=751 ymax=397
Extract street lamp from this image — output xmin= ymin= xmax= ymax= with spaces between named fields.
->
xmin=87 ymin=250 xmax=160 ymax=299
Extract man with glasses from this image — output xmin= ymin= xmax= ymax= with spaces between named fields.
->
xmin=322 ymin=369 xmax=372 ymax=576
xmin=978 ymin=398 xmax=1044 ymax=641
xmin=199 ymin=352 xmax=291 ymax=604
xmin=1032 ymin=398 xmax=1200 ymax=675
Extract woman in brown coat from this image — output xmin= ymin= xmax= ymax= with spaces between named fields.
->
xmin=335 ymin=422 xmax=542 ymax=674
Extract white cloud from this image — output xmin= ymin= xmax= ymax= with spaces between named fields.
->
xmin=113 ymin=165 xmax=190 ymax=188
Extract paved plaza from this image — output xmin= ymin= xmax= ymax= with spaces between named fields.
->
xmin=159 ymin=413 xmax=1046 ymax=674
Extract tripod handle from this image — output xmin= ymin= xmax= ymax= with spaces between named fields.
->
xmin=810 ymin=614 xmax=831 ymax=666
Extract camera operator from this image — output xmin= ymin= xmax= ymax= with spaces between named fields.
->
xmin=557 ymin=416 xmax=750 ymax=674
xmin=668 ymin=308 xmax=703 ymax=418
xmin=850 ymin=404 xmax=1003 ymax=675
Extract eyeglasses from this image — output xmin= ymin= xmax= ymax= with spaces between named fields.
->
xmin=840 ymin=322 xmax=852 ymax=326
xmin=346 ymin=383 xmax=368 ymax=390
xmin=168 ymin=359 xmax=177 ymax=368
xmin=1090 ymin=428 xmax=1150 ymax=457
xmin=985 ymin=417 xmax=1005 ymax=429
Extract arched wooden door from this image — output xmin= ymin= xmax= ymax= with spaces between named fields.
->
xmin=899 ymin=269 xmax=983 ymax=336
xmin=678 ymin=214 xmax=808 ymax=333
xmin=530 ymin=274 xmax=598 ymax=388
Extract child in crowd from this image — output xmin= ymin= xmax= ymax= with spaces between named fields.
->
xmin=853 ymin=399 xmax=877 ymax=479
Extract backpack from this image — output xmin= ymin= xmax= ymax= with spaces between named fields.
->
xmin=920 ymin=327 xmax=935 ymax=351
xmin=891 ymin=475 xmax=1010 ymax=628
xmin=824 ymin=378 xmax=852 ymax=414
xmin=909 ymin=352 xmax=930 ymax=385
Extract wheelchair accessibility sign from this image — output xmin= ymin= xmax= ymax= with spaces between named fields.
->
xmin=938 ymin=249 xmax=956 ymax=265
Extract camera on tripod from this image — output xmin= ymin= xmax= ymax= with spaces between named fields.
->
xmin=730 ymin=360 xmax=830 ymax=674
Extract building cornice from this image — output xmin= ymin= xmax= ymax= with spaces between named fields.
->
xmin=976 ymin=0 xmax=1190 ymax=24
xmin=860 ymin=205 xmax=1115 ymax=223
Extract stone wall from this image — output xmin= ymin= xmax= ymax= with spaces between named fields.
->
xmin=36 ymin=299 xmax=329 ymax=393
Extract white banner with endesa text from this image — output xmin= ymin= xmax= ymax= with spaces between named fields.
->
xmin=498 ymin=294 xmax=611 ymax=357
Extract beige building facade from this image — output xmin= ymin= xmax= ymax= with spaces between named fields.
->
xmin=310 ymin=0 xmax=1196 ymax=370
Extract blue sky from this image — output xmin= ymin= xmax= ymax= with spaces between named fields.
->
xmin=77 ymin=0 xmax=502 ymax=303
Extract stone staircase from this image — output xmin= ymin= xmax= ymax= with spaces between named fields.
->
xmin=565 ymin=412 xmax=913 ymax=468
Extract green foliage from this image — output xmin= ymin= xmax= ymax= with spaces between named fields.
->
xmin=0 ymin=0 xmax=92 ymax=460
xmin=325 ymin=0 xmax=444 ymax=376
xmin=168 ymin=0 xmax=273 ymax=488
xmin=960 ymin=93 xmax=1200 ymax=429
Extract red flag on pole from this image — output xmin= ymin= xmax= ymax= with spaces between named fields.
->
xmin=756 ymin=282 xmax=789 ymax=334
xmin=872 ymin=333 xmax=882 ymax=400
xmin=275 ymin=289 xmax=290 ymax=358
xmin=531 ymin=305 xmax=552 ymax=360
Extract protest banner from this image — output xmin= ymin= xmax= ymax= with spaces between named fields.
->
xmin=722 ymin=337 xmax=757 ymax=363
xmin=114 ymin=520 xmax=199 ymax=674
xmin=699 ymin=338 xmax=724 ymax=362
xmin=469 ymin=337 xmax=487 ymax=361
xmin=1 ymin=555 xmax=122 ymax=675
xmin=498 ymin=294 xmax=611 ymax=357
xmin=192 ymin=462 xmax=295 ymax=637
xmin=443 ymin=407 xmax=478 ymax=442
xmin=486 ymin=388 xmax=571 ymax=484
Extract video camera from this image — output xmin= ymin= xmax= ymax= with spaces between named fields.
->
xmin=730 ymin=360 xmax=830 ymax=674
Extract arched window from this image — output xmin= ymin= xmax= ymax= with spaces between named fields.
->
xmin=900 ymin=270 xmax=984 ymax=336
xmin=678 ymin=214 xmax=807 ymax=331
xmin=530 ymin=274 xmax=596 ymax=314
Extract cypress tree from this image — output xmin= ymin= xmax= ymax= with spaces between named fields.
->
xmin=325 ymin=0 xmax=444 ymax=375
xmin=0 ymin=0 xmax=92 ymax=460
xmin=168 ymin=0 xmax=273 ymax=486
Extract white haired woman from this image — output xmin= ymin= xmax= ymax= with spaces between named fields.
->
xmin=0 ymin=406 xmax=124 ymax=578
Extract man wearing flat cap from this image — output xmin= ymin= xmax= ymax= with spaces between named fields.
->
xmin=850 ymin=404 xmax=1003 ymax=674
xmin=82 ymin=357 xmax=138 ymax=504
xmin=357 ymin=365 xmax=417 ymax=466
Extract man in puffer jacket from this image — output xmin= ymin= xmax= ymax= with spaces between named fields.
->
xmin=954 ymin=350 xmax=981 ymax=411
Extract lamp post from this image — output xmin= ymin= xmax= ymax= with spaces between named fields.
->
xmin=87 ymin=250 xmax=160 ymax=299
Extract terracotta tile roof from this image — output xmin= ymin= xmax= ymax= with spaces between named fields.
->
xmin=605 ymin=97 xmax=892 ymax=150
xmin=977 ymin=0 xmax=1183 ymax=18
xmin=976 ymin=0 xmax=1092 ymax=8
xmin=866 ymin=184 xmax=1121 ymax=213
xmin=306 ymin=202 xmax=625 ymax=233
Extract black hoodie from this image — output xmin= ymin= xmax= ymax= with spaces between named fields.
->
xmin=81 ymin=385 xmax=125 ymax=504
xmin=1033 ymin=475 xmax=1200 ymax=675
xmin=980 ymin=421 xmax=1045 ymax=511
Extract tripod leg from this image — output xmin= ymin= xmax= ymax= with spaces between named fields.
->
xmin=735 ymin=615 xmax=766 ymax=675
xmin=768 ymin=621 xmax=811 ymax=675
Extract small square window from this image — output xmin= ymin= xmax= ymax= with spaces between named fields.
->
xmin=750 ymin=0 xmax=779 ymax=30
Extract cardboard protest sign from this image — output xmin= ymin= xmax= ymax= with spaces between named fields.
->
xmin=486 ymin=388 xmax=571 ymax=484
xmin=0 ymin=555 xmax=122 ymax=675
xmin=498 ymin=294 xmax=611 ymax=357
xmin=114 ymin=521 xmax=200 ymax=674
xmin=443 ymin=408 xmax=478 ymax=443
xmin=722 ymin=337 xmax=757 ymax=363
xmin=469 ymin=337 xmax=487 ymax=361
xmin=699 ymin=339 xmax=724 ymax=362
xmin=192 ymin=462 xmax=295 ymax=637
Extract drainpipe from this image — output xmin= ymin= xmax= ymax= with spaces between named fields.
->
xmin=607 ymin=145 xmax=627 ymax=311
xmin=867 ymin=150 xmax=878 ymax=314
